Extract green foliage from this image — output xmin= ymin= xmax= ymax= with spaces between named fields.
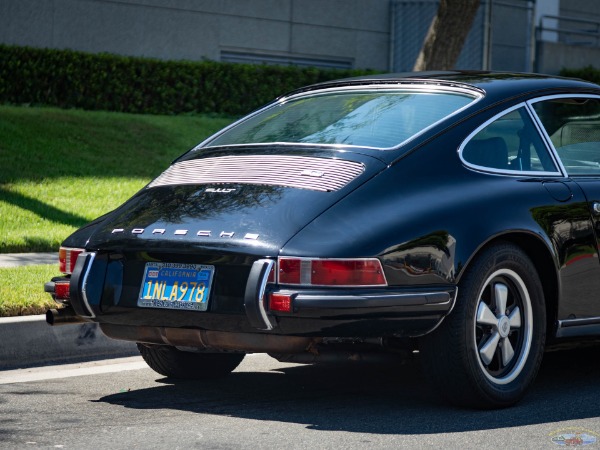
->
xmin=0 ymin=44 xmax=376 ymax=116
xmin=0 ymin=265 xmax=59 ymax=317
xmin=560 ymin=66 xmax=600 ymax=84
xmin=0 ymin=105 xmax=234 ymax=253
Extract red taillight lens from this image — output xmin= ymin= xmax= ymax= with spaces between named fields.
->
xmin=311 ymin=259 xmax=386 ymax=286
xmin=54 ymin=280 xmax=71 ymax=300
xmin=277 ymin=257 xmax=387 ymax=287
xmin=278 ymin=258 xmax=301 ymax=284
xmin=59 ymin=247 xmax=84 ymax=274
xmin=269 ymin=293 xmax=293 ymax=312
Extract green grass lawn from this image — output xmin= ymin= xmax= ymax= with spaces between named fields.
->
xmin=0 ymin=265 xmax=59 ymax=316
xmin=0 ymin=105 xmax=234 ymax=315
xmin=0 ymin=105 xmax=233 ymax=252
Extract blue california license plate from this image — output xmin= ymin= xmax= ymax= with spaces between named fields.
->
xmin=138 ymin=262 xmax=214 ymax=311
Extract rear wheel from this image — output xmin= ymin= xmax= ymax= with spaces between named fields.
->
xmin=137 ymin=343 xmax=245 ymax=379
xmin=421 ymin=242 xmax=546 ymax=408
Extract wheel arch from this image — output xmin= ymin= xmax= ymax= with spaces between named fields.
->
xmin=457 ymin=231 xmax=559 ymax=338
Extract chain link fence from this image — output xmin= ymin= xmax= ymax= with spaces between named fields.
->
xmin=390 ymin=0 xmax=534 ymax=72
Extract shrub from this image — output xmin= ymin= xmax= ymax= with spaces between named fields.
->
xmin=0 ymin=45 xmax=376 ymax=116
xmin=560 ymin=66 xmax=600 ymax=85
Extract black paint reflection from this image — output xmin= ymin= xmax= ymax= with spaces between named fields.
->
xmin=531 ymin=202 xmax=597 ymax=267
xmin=104 ymin=184 xmax=284 ymax=229
xmin=382 ymin=231 xmax=456 ymax=285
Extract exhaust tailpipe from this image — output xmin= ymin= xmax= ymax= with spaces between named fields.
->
xmin=46 ymin=308 xmax=91 ymax=326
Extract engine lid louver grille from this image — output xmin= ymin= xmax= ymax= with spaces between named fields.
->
xmin=147 ymin=155 xmax=365 ymax=192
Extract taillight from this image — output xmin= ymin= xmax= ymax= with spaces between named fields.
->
xmin=278 ymin=258 xmax=302 ymax=284
xmin=59 ymin=247 xmax=84 ymax=274
xmin=269 ymin=293 xmax=293 ymax=312
xmin=54 ymin=280 xmax=71 ymax=300
xmin=277 ymin=257 xmax=387 ymax=287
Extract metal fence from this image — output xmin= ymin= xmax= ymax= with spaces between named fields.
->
xmin=537 ymin=15 xmax=600 ymax=47
xmin=390 ymin=0 xmax=534 ymax=72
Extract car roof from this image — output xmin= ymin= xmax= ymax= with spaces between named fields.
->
xmin=287 ymin=71 xmax=600 ymax=102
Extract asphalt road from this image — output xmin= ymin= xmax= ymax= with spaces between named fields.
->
xmin=1 ymin=350 xmax=599 ymax=449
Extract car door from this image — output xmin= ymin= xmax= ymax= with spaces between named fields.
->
xmin=460 ymin=99 xmax=600 ymax=324
xmin=531 ymin=95 xmax=600 ymax=321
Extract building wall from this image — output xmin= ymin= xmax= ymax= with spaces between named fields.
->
xmin=534 ymin=0 xmax=600 ymax=73
xmin=559 ymin=0 xmax=600 ymax=22
xmin=2 ymin=0 xmax=600 ymax=75
xmin=0 ymin=0 xmax=391 ymax=70
xmin=536 ymin=41 xmax=600 ymax=74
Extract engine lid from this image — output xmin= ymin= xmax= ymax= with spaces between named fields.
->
xmin=83 ymin=148 xmax=386 ymax=255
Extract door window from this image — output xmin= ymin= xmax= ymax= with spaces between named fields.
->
xmin=532 ymin=97 xmax=600 ymax=175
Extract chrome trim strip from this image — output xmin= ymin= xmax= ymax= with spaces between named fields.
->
xmin=294 ymin=290 xmax=452 ymax=307
xmin=557 ymin=316 xmax=600 ymax=328
xmin=80 ymin=252 xmax=97 ymax=319
xmin=244 ymin=259 xmax=276 ymax=331
xmin=256 ymin=259 xmax=275 ymax=331
xmin=524 ymin=101 xmax=568 ymax=176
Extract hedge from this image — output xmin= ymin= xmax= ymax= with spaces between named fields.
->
xmin=0 ymin=45 xmax=375 ymax=116
xmin=560 ymin=66 xmax=600 ymax=85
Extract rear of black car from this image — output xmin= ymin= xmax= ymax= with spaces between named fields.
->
xmin=44 ymin=81 xmax=480 ymax=385
xmin=45 ymin=145 xmax=457 ymax=344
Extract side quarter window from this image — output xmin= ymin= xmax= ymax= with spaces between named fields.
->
xmin=532 ymin=97 xmax=600 ymax=175
xmin=462 ymin=107 xmax=557 ymax=173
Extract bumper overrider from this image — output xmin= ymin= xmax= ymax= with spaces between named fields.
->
xmin=46 ymin=252 xmax=457 ymax=352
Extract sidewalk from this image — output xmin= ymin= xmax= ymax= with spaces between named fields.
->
xmin=0 ymin=252 xmax=58 ymax=267
xmin=0 ymin=253 xmax=138 ymax=370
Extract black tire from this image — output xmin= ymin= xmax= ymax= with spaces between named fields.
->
xmin=137 ymin=343 xmax=245 ymax=379
xmin=420 ymin=242 xmax=546 ymax=409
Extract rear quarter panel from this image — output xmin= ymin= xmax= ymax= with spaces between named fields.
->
xmin=281 ymin=125 xmax=597 ymax=302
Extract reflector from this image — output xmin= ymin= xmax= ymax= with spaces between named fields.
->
xmin=54 ymin=281 xmax=71 ymax=300
xmin=269 ymin=293 xmax=292 ymax=312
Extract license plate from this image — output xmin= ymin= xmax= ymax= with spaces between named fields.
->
xmin=138 ymin=262 xmax=214 ymax=311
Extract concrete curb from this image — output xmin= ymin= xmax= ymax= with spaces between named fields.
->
xmin=0 ymin=315 xmax=138 ymax=370
xmin=0 ymin=253 xmax=138 ymax=369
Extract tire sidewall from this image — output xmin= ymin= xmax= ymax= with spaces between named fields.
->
xmin=459 ymin=243 xmax=546 ymax=405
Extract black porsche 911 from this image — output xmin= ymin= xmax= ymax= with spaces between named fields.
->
xmin=45 ymin=71 xmax=600 ymax=408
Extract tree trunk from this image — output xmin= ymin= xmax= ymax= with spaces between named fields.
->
xmin=413 ymin=0 xmax=481 ymax=71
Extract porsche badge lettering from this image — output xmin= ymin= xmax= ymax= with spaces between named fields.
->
xmin=111 ymin=228 xmax=253 ymax=239
xmin=205 ymin=187 xmax=237 ymax=193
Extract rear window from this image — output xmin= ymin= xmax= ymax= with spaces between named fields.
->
xmin=205 ymin=89 xmax=478 ymax=149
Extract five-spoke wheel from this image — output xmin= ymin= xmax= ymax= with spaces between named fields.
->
xmin=421 ymin=242 xmax=546 ymax=409
xmin=474 ymin=269 xmax=533 ymax=385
